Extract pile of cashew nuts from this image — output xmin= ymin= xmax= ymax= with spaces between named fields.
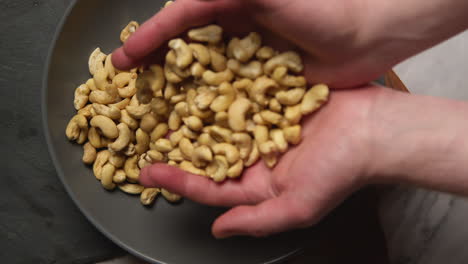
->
xmin=66 ymin=15 xmax=329 ymax=207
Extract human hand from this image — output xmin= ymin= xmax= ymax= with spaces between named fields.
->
xmin=140 ymin=85 xmax=387 ymax=238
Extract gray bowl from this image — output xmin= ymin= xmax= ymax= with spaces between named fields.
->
xmin=43 ymin=0 xmax=317 ymax=263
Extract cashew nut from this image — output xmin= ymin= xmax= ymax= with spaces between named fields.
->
xmin=168 ymin=148 xmax=184 ymax=162
xmin=269 ymin=98 xmax=282 ymax=113
xmin=151 ymin=123 xmax=169 ymax=142
xmin=188 ymin=24 xmax=223 ymax=44
xmin=180 ymin=160 xmax=206 ymax=176
xmin=77 ymin=104 xmax=96 ymax=119
xmin=161 ymin=189 xmax=182 ymax=203
xmin=190 ymin=62 xmax=206 ymax=78
xmin=126 ymin=103 xmax=151 ymax=119
xmin=264 ymin=51 xmax=304 ymax=75
xmin=260 ymin=110 xmax=283 ymax=125
xmin=228 ymin=97 xmax=251 ymax=132
xmin=88 ymin=48 xmax=107 ymax=76
xmin=214 ymin=111 xmax=229 ymax=128
xmin=194 ymin=86 xmax=217 ymax=110
xmin=151 ymin=98 xmax=170 ymax=116
xmin=74 ymin=84 xmax=90 ymax=110
xmin=245 ymin=141 xmax=260 ymax=167
xmin=90 ymin=115 xmax=119 ymax=139
xmin=227 ymin=59 xmax=263 ymax=79
xmin=92 ymin=103 xmax=121 ymax=120
xmin=93 ymin=150 xmax=110 ymax=180
xmin=153 ymin=138 xmax=173 ymax=153
xmin=108 ymin=123 xmax=131 ymax=152
xmin=118 ymin=79 xmax=138 ymax=98
xmin=104 ymin=54 xmax=116 ymax=79
xmin=283 ymin=125 xmax=302 ymax=145
xmin=206 ymin=155 xmax=229 ymax=182
xmin=209 ymin=49 xmax=227 ymax=72
xmin=284 ymin=105 xmax=302 ymax=125
xmin=256 ymin=46 xmax=275 ymax=60
xmin=168 ymin=110 xmax=182 ymax=131
xmin=120 ymin=21 xmax=139 ymax=43
xmin=120 ymin=109 xmax=139 ymax=130
xmin=140 ymin=188 xmax=160 ymax=206
xmin=169 ymin=38 xmax=193 ymax=69
xmin=270 ymin=129 xmax=288 ymax=153
xmin=229 ymin=32 xmax=262 ymax=63
xmin=135 ymin=128 xmax=150 ymax=155
xmin=181 ymin=125 xmax=199 ymax=140
xmin=210 ymin=82 xmax=236 ymax=112
xmin=179 ymin=138 xmax=194 ymax=160
xmin=202 ymin=69 xmax=234 ymax=86
xmin=253 ymin=125 xmax=269 ymax=145
xmin=183 ymin=116 xmax=203 ymax=131
xmin=113 ymin=170 xmax=127 ymax=184
xmin=232 ymin=133 xmax=253 ymax=160
xmin=101 ymin=164 xmax=116 ymax=190
xmin=209 ymin=125 xmax=232 ymax=143
xmin=192 ymin=145 xmax=213 ymax=168
xmin=109 ymin=152 xmax=126 ymax=168
xmin=66 ymin=114 xmax=88 ymax=144
xmin=189 ymin=43 xmax=211 ymax=66
xmin=250 ymin=76 xmax=278 ymax=106
xmin=82 ymin=142 xmax=97 ymax=165
xmin=212 ymin=143 xmax=240 ymax=164
xmin=140 ymin=113 xmax=158 ymax=133
xmin=259 ymin=141 xmax=278 ymax=168
xmin=110 ymin=98 xmax=131 ymax=110
xmin=272 ymin=66 xmax=307 ymax=87
xmin=227 ymin=159 xmax=243 ymax=178
xmin=89 ymin=90 xmax=118 ymax=104
xmin=301 ymin=84 xmax=329 ymax=115
xmin=118 ymin=183 xmax=145 ymax=195
xmin=197 ymin=133 xmax=217 ymax=148
xmin=124 ymin=155 xmax=140 ymax=182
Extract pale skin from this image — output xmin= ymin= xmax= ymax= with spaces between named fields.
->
xmin=113 ymin=0 xmax=468 ymax=238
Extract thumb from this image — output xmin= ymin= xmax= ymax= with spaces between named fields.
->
xmin=212 ymin=194 xmax=319 ymax=238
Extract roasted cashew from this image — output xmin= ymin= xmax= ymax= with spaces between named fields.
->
xmin=168 ymin=148 xmax=184 ymax=162
xmin=123 ymin=143 xmax=137 ymax=157
xmin=151 ymin=98 xmax=170 ymax=116
xmin=181 ymin=125 xmax=199 ymax=140
xmin=109 ymin=152 xmax=126 ymax=168
xmin=135 ymin=128 xmax=150 ymax=155
xmin=232 ymin=133 xmax=252 ymax=160
xmin=210 ymin=82 xmax=236 ymax=112
xmin=92 ymin=103 xmax=121 ymax=120
xmin=260 ymin=110 xmax=283 ymax=125
xmin=183 ymin=116 xmax=203 ymax=131
xmin=253 ymin=125 xmax=269 ymax=145
xmin=120 ymin=21 xmax=139 ymax=43
xmin=272 ymin=66 xmax=307 ymax=87
xmin=93 ymin=150 xmax=110 ymax=180
xmin=124 ymin=155 xmax=140 ymax=182
xmin=89 ymin=90 xmax=118 ymax=104
xmin=233 ymin=78 xmax=253 ymax=95
xmin=228 ymin=97 xmax=251 ymax=132
xmin=149 ymin=64 xmax=166 ymax=94
xmin=118 ymin=79 xmax=138 ymax=98
xmin=264 ymin=51 xmax=304 ymax=75
xmin=250 ymin=76 xmax=278 ymax=106
xmin=180 ymin=161 xmax=206 ymax=176
xmin=179 ymin=138 xmax=194 ymax=160
xmin=197 ymin=133 xmax=217 ymax=148
xmin=259 ymin=141 xmax=278 ymax=168
xmin=190 ymin=62 xmax=206 ymax=78
xmin=108 ymin=123 xmax=131 ymax=152
xmin=86 ymin=78 xmax=97 ymax=91
xmin=206 ymin=155 xmax=229 ymax=182
xmin=276 ymin=88 xmax=306 ymax=106
xmin=104 ymin=53 xmax=116 ymax=79
xmin=74 ymin=84 xmax=90 ymax=110
xmin=151 ymin=123 xmax=169 ymax=142
xmin=93 ymin=68 xmax=109 ymax=90
xmin=126 ymin=103 xmax=151 ymax=119
xmin=270 ymin=129 xmax=288 ymax=153
xmin=140 ymin=188 xmax=160 ymax=206
xmin=253 ymin=113 xmax=267 ymax=125
xmin=301 ymin=84 xmax=329 ymax=115
xmin=140 ymin=113 xmax=158 ymax=133
xmin=153 ymin=138 xmax=173 ymax=153
xmin=88 ymin=127 xmax=104 ymax=148
xmin=283 ymin=125 xmax=302 ymax=145
xmin=227 ymin=159 xmax=243 ymax=178
xmin=113 ymin=170 xmax=127 ymax=184
xmin=202 ymin=69 xmax=234 ymax=86
xmin=214 ymin=111 xmax=229 ymax=128
xmin=269 ymin=98 xmax=282 ymax=112
xmin=110 ymin=98 xmax=130 ymax=110
xmin=194 ymin=86 xmax=217 ymax=110
xmin=168 ymin=110 xmax=182 ymax=130
xmin=164 ymin=82 xmax=178 ymax=100
xmin=90 ymin=115 xmax=118 ymax=139
xmin=164 ymin=62 xmax=184 ymax=83
xmin=189 ymin=43 xmax=211 ymax=66
xmin=88 ymin=47 xmax=107 ymax=76
xmin=77 ymin=104 xmax=96 ymax=119
xmin=101 ymin=164 xmax=116 ymax=190
xmin=65 ymin=114 xmax=88 ymax=144
xmin=230 ymin=32 xmax=262 ymax=62
xmin=209 ymin=125 xmax=232 ymax=143
xmin=245 ymin=141 xmax=260 ymax=167
xmin=212 ymin=143 xmax=240 ymax=164
xmin=169 ymin=38 xmax=193 ymax=69
xmin=256 ymin=46 xmax=275 ymax=60
xmin=188 ymin=24 xmax=223 ymax=44
xmin=120 ymin=109 xmax=139 ymax=130
xmin=227 ymin=59 xmax=263 ymax=79
xmin=118 ymin=183 xmax=145 ymax=195
xmin=192 ymin=145 xmax=213 ymax=168
xmin=161 ymin=189 xmax=182 ymax=203
xmin=82 ymin=142 xmax=97 ymax=165
xmin=209 ymin=49 xmax=227 ymax=72
xmin=284 ymin=105 xmax=302 ymax=125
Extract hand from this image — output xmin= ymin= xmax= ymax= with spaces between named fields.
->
xmin=140 ymin=85 xmax=385 ymax=238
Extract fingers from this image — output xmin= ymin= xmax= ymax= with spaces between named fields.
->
xmin=112 ymin=0 xmax=225 ymax=70
xmin=140 ymin=163 xmax=255 ymax=207
xmin=212 ymin=195 xmax=318 ymax=238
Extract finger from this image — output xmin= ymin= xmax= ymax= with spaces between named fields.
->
xmin=140 ymin=164 xmax=256 ymax=207
xmin=212 ymin=195 xmax=318 ymax=238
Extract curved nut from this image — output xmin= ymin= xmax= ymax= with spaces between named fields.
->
xmin=256 ymin=46 xmax=275 ymax=60
xmin=253 ymin=113 xmax=267 ymax=125
xmin=179 ymin=138 xmax=194 ymax=160
xmin=120 ymin=21 xmax=139 ymax=43
xmin=82 ymin=142 xmax=97 ymax=165
xmin=140 ymin=113 xmax=158 ymax=133
xmin=126 ymin=103 xmax=151 ymax=119
xmin=181 ymin=125 xmax=199 ymax=140
xmin=161 ymin=189 xmax=182 ymax=203
xmin=214 ymin=111 xmax=229 ymax=128
xmin=197 ymin=133 xmax=217 ymax=148
xmin=283 ymin=125 xmax=302 ymax=145
xmin=87 ymin=127 xmax=103 ymax=148
xmin=164 ymin=63 xmax=184 ymax=83
xmin=151 ymin=123 xmax=169 ymax=142
xmin=86 ymin=78 xmax=97 ymax=91
xmin=135 ymin=71 xmax=154 ymax=104
xmin=202 ymin=69 xmax=234 ymax=86
xmin=209 ymin=49 xmax=227 ymax=72
xmin=227 ymin=159 xmax=243 ymax=178
xmin=250 ymin=76 xmax=278 ymax=106
xmin=228 ymin=97 xmax=251 ymax=132
xmin=108 ymin=123 xmax=131 ymax=152
xmin=227 ymin=59 xmax=263 ymax=79
xmin=170 ymin=94 xmax=187 ymax=105
xmin=138 ymin=153 xmax=153 ymax=169
xmin=74 ymin=84 xmax=90 ymax=110
xmin=169 ymin=38 xmax=193 ymax=69
xmin=259 ymin=141 xmax=278 ymax=168
xmin=230 ymin=32 xmax=262 ymax=62
xmin=78 ymin=104 xmax=96 ymax=119
xmin=65 ymin=114 xmax=88 ymax=143
xmin=151 ymin=98 xmax=170 ymax=116
xmin=206 ymin=155 xmax=229 ymax=182
xmin=168 ymin=110 xmax=182 ymax=131
xmin=101 ymin=164 xmax=116 ymax=190
xmin=153 ymin=138 xmax=173 ymax=153
xmin=212 ymin=143 xmax=240 ymax=164
xmin=180 ymin=160 xmax=206 ymax=176
xmin=190 ymin=62 xmax=206 ymax=78
xmin=149 ymin=65 xmax=166 ymax=94
xmin=254 ymin=125 xmax=269 ymax=145
xmin=188 ymin=24 xmax=223 ymax=44
xmin=89 ymin=90 xmax=118 ymax=104
xmin=276 ymin=88 xmax=306 ymax=106
xmin=118 ymin=79 xmax=137 ymax=98
xmin=123 ymin=143 xmax=137 ymax=157
xmin=192 ymin=145 xmax=213 ymax=168
xmin=209 ymin=125 xmax=232 ymax=143
xmin=189 ymin=43 xmax=211 ymax=66
xmin=272 ymin=66 xmax=307 ymax=87
xmin=232 ymin=133 xmax=252 ymax=160
xmin=270 ymin=129 xmax=288 ymax=153
xmin=164 ymin=82 xmax=178 ymax=100
xmin=210 ymin=82 xmax=236 ymax=112
xmin=90 ymin=115 xmax=118 ymax=139
xmin=260 ymin=110 xmax=283 ymax=125
xmin=264 ymin=51 xmax=303 ymax=75
xmin=104 ymin=54 xmax=116 ymax=79
xmin=120 ymin=109 xmax=139 ymax=130
xmin=301 ymin=84 xmax=329 ymax=115
xmin=92 ymin=103 xmax=121 ymax=120
xmin=88 ymin=48 xmax=107 ymax=76
xmin=209 ymin=42 xmax=226 ymax=55
xmin=93 ymin=68 xmax=109 ymax=90
xmin=245 ymin=141 xmax=260 ymax=167
xmin=269 ymin=98 xmax=282 ymax=112
xmin=124 ymin=155 xmax=140 ymax=182
xmin=140 ymin=188 xmax=160 ymax=206
xmin=175 ymin=102 xmax=190 ymax=117
xmin=110 ymin=98 xmax=130 ymax=110
xmin=168 ymin=148 xmax=184 ymax=162
xmin=135 ymin=128 xmax=150 ymax=155
xmin=93 ymin=150 xmax=110 ymax=180
xmin=109 ymin=152 xmax=126 ymax=168
xmin=113 ymin=72 xmax=137 ymax=88
xmin=113 ymin=169 xmax=127 ymax=184
xmin=284 ymin=104 xmax=302 ymax=125
xmin=183 ymin=116 xmax=203 ymax=131
xmin=194 ymin=87 xmax=217 ymax=110
xmin=118 ymin=183 xmax=145 ymax=195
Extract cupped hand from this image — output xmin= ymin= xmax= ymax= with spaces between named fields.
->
xmin=113 ymin=0 xmax=396 ymax=87
xmin=140 ymin=85 xmax=386 ymax=238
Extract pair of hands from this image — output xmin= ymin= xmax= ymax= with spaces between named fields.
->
xmin=112 ymin=0 xmax=465 ymax=238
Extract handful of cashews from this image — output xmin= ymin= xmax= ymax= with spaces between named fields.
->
xmin=65 ymin=11 xmax=329 ymax=207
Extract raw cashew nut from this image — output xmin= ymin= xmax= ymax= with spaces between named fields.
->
xmin=101 ymin=164 xmax=116 ymax=190
xmin=214 ymin=111 xmax=229 ymax=128
xmin=206 ymin=155 xmax=229 ymax=182
xmin=264 ymin=51 xmax=304 ymax=75
xmin=105 ymin=54 xmax=116 ymax=79
xmin=270 ymin=129 xmax=288 ymax=153
xmin=90 ymin=115 xmax=119 ymax=139
xmin=212 ymin=143 xmax=240 ymax=164
xmin=227 ymin=159 xmax=243 ymax=178
xmin=183 ymin=116 xmax=203 ymax=131
xmin=82 ymin=142 xmax=97 ymax=165
xmin=86 ymin=78 xmax=97 ymax=91
xmin=259 ymin=141 xmax=278 ymax=168
xmin=120 ymin=109 xmax=139 ymax=130
xmin=89 ymin=90 xmax=118 ymax=104
xmin=250 ymin=76 xmax=278 ymax=106
xmin=301 ymin=84 xmax=329 ymax=115
xmin=88 ymin=48 xmax=107 ymax=76
xmin=161 ymin=189 xmax=182 ymax=203
xmin=168 ymin=110 xmax=182 ymax=131
xmin=140 ymin=188 xmax=160 ymax=206
xmin=269 ymin=98 xmax=282 ymax=113
xmin=118 ymin=79 xmax=138 ymax=98
xmin=168 ymin=148 xmax=184 ymax=162
xmin=74 ymin=84 xmax=90 ymax=110
xmin=276 ymin=88 xmax=306 ymax=106
xmin=93 ymin=103 xmax=121 ymax=120
xmin=209 ymin=125 xmax=232 ymax=143
xmin=197 ymin=133 xmax=217 ymax=148
xmin=120 ymin=21 xmax=139 ymax=43
xmin=77 ymin=104 xmax=96 ymax=119
xmin=179 ymin=138 xmax=194 ymax=160
xmin=245 ymin=141 xmax=260 ymax=167
xmin=113 ymin=170 xmax=127 ymax=184
xmin=153 ymin=138 xmax=173 ymax=153
xmin=283 ymin=125 xmax=302 ymax=145
xmin=253 ymin=125 xmax=269 ymax=145
xmin=93 ymin=68 xmax=109 ymax=90
xmin=189 ymin=43 xmax=211 ymax=66
xmin=180 ymin=160 xmax=207 ymax=176
xmin=151 ymin=123 xmax=169 ymax=142
xmin=123 ymin=143 xmax=137 ymax=157
xmin=210 ymin=82 xmax=236 ymax=112
xmin=231 ymin=32 xmax=262 ymax=62
xmin=110 ymin=98 xmax=130 ymax=110
xmin=209 ymin=49 xmax=227 ymax=72
xmin=192 ymin=145 xmax=213 ymax=168
xmin=202 ymin=69 xmax=234 ymax=86
xmin=126 ymin=103 xmax=151 ymax=119
xmin=260 ymin=110 xmax=283 ymax=125
xmin=169 ymin=38 xmax=193 ymax=69
xmin=190 ymin=62 xmax=206 ymax=78
xmin=109 ymin=152 xmax=126 ymax=168
xmin=118 ymin=183 xmax=145 ymax=195
xmin=140 ymin=113 xmax=158 ymax=133
xmin=284 ymin=105 xmax=302 ymax=125
xmin=228 ymin=97 xmax=251 ymax=132
xmin=188 ymin=25 xmax=223 ymax=44
xmin=66 ymin=114 xmax=88 ymax=144
xmin=164 ymin=62 xmax=184 ymax=83
xmin=232 ymin=133 xmax=253 ymax=160
xmin=135 ymin=128 xmax=150 ymax=155
xmin=227 ymin=59 xmax=263 ymax=79
xmin=256 ymin=46 xmax=275 ymax=60
xmin=147 ymin=149 xmax=166 ymax=162
xmin=170 ymin=94 xmax=187 ymax=105
xmin=194 ymin=87 xmax=217 ymax=110
xmin=151 ymin=98 xmax=170 ymax=116
xmin=181 ymin=125 xmax=199 ymax=140
xmin=108 ymin=123 xmax=131 ymax=152
xmin=93 ymin=150 xmax=110 ymax=180
xmin=272 ymin=66 xmax=307 ymax=87
xmin=124 ymin=155 xmax=140 ymax=182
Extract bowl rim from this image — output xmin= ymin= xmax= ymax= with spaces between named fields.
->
xmin=41 ymin=1 xmax=303 ymax=263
